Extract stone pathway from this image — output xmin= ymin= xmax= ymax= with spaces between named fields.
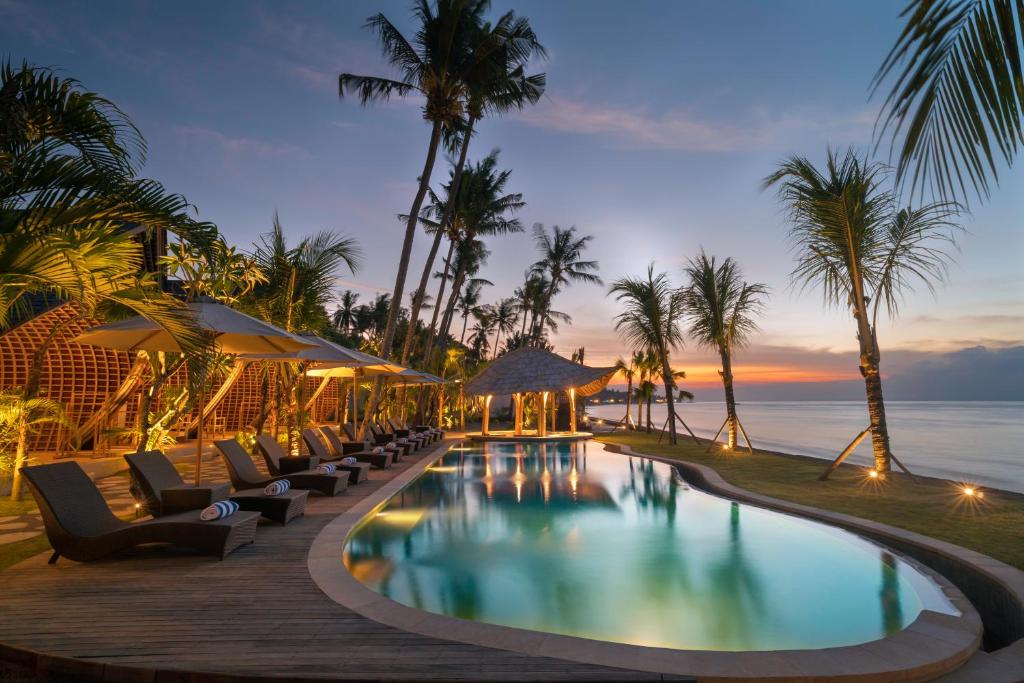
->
xmin=0 ymin=454 xmax=248 ymax=546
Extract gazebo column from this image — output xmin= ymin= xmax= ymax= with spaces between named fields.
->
xmin=482 ymin=394 xmax=493 ymax=435
xmin=568 ymin=387 xmax=577 ymax=434
xmin=539 ymin=392 xmax=548 ymax=437
xmin=513 ymin=393 xmax=523 ymax=436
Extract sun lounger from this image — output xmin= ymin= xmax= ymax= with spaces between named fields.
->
xmin=345 ymin=422 xmax=391 ymax=448
xmin=20 ymin=461 xmax=259 ymax=563
xmin=388 ymin=419 xmax=434 ymax=445
xmin=217 ymin=438 xmax=348 ymax=497
xmin=392 ymin=418 xmax=444 ymax=442
xmin=370 ymin=423 xmax=417 ymax=455
xmin=300 ymin=430 xmax=374 ymax=480
xmin=125 ymin=450 xmax=307 ymax=525
xmin=316 ymin=426 xmax=393 ymax=469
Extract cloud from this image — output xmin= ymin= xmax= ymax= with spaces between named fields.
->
xmin=513 ymin=95 xmax=876 ymax=153
xmin=0 ymin=0 xmax=62 ymax=47
xmin=173 ymin=126 xmax=312 ymax=161
xmin=885 ymin=345 xmax=1024 ymax=401
xmin=514 ymin=95 xmax=753 ymax=152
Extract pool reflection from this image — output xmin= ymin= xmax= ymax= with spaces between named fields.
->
xmin=345 ymin=441 xmax=953 ymax=651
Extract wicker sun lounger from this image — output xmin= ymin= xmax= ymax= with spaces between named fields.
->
xmin=387 ymin=419 xmax=434 ymax=445
xmin=369 ymin=423 xmax=417 ymax=455
xmin=300 ymin=430 xmax=374 ymax=481
xmin=336 ymin=425 xmax=403 ymax=462
xmin=345 ymin=422 xmax=391 ymax=448
xmin=389 ymin=417 xmax=442 ymax=444
xmin=217 ymin=438 xmax=348 ymax=497
xmin=125 ymin=451 xmax=307 ymax=525
xmin=21 ymin=461 xmax=259 ymax=563
xmin=311 ymin=427 xmax=392 ymax=469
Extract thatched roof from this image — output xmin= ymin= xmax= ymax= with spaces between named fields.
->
xmin=464 ymin=347 xmax=617 ymax=397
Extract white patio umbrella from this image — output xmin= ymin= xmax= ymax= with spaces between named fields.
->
xmin=307 ymin=351 xmax=407 ymax=436
xmin=74 ymin=299 xmax=316 ymax=483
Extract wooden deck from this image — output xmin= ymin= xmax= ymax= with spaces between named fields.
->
xmin=0 ymin=439 xmax=674 ymax=681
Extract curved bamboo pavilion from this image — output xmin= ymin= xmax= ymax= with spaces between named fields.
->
xmin=464 ymin=347 xmax=616 ymax=438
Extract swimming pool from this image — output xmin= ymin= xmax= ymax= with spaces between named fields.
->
xmin=343 ymin=440 xmax=958 ymax=652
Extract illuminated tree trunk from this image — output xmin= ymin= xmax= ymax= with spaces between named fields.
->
xmin=645 ymin=389 xmax=652 ymax=433
xmin=660 ymin=350 xmax=678 ymax=446
xmin=720 ymin=349 xmax=738 ymax=449
xmin=624 ymin=374 xmax=633 ymax=428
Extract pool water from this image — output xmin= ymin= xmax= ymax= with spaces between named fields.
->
xmin=344 ymin=441 xmax=957 ymax=651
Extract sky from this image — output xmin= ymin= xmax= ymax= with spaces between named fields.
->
xmin=5 ymin=0 xmax=1023 ymax=399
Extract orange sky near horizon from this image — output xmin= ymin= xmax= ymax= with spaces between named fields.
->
xmin=607 ymin=363 xmax=863 ymax=389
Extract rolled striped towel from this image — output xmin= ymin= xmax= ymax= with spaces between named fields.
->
xmin=315 ymin=463 xmax=336 ymax=475
xmin=264 ymin=479 xmax=291 ymax=496
xmin=386 ymin=441 xmax=397 ymax=449
xmin=372 ymin=446 xmax=384 ymax=454
xmin=200 ymin=500 xmax=239 ymax=521
xmin=341 ymin=456 xmax=358 ymax=465
xmin=397 ymin=438 xmax=409 ymax=444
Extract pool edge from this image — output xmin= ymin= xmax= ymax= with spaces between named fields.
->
xmin=307 ymin=440 xmax=986 ymax=682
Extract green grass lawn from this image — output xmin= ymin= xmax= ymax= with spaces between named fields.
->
xmin=598 ymin=431 xmax=1024 ymax=570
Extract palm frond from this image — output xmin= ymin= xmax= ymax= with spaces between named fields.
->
xmin=873 ymin=0 xmax=1024 ymax=202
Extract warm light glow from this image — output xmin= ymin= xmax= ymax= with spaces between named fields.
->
xmin=868 ymin=469 xmax=879 ymax=479
xmin=721 ymin=443 xmax=731 ymax=451
xmin=374 ymin=508 xmax=427 ymax=529
xmin=962 ymin=486 xmax=978 ymax=497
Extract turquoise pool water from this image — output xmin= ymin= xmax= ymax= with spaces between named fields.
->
xmin=344 ymin=441 xmax=957 ymax=651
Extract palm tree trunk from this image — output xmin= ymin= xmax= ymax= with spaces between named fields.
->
xmin=646 ymin=392 xmax=652 ymax=433
xmin=420 ymin=239 xmax=456 ymax=368
xmin=720 ymin=348 xmax=738 ymax=449
xmin=400 ymin=117 xmax=476 ymax=366
xmin=362 ymin=119 xmax=444 ymax=436
xmin=636 ymin=393 xmax=643 ymax=431
xmin=460 ymin=313 xmax=469 ymax=344
xmin=492 ymin=329 xmax=501 ymax=360
xmin=624 ymin=376 xmax=632 ymax=428
xmin=661 ymin=351 xmax=678 ymax=445
xmin=439 ymin=261 xmax=468 ymax=351
xmin=861 ymin=339 xmax=892 ymax=472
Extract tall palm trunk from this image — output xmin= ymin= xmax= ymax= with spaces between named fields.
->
xmin=846 ymin=236 xmax=892 ymax=471
xmin=646 ymin=390 xmax=652 ymax=433
xmin=439 ymin=260 xmax=468 ymax=351
xmin=532 ymin=278 xmax=559 ymax=343
xmin=492 ymin=327 xmax=501 ymax=359
xmin=859 ymin=325 xmax=891 ymax=472
xmin=624 ymin=375 xmax=633 ymax=428
xmin=362 ymin=119 xmax=444 ymax=437
xmin=420 ymin=239 xmax=456 ymax=369
xmin=660 ymin=349 xmax=679 ymax=445
xmin=719 ymin=348 xmax=738 ymax=449
xmin=460 ymin=312 xmax=470 ymax=343
xmin=636 ymin=391 xmax=643 ymax=431
xmin=400 ymin=117 xmax=476 ymax=366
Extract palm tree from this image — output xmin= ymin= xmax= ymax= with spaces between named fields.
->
xmin=529 ymin=224 xmax=602 ymax=343
xmin=432 ymin=151 xmax=523 ymax=358
xmin=873 ymin=0 xmax=1023 ymax=204
xmin=682 ymin=252 xmax=768 ymax=451
xmin=631 ymin=349 xmax=646 ymax=428
xmin=340 ymin=2 xmax=490 ymax=364
xmin=609 ymin=265 xmax=687 ymax=445
xmin=635 ymin=381 xmax=655 ymax=433
xmin=764 ymin=149 xmax=960 ymax=475
xmin=332 ymin=290 xmax=360 ymax=333
xmin=400 ymin=11 xmax=545 ymax=366
xmin=490 ymin=298 xmax=517 ymax=358
xmin=613 ymin=356 xmax=635 ymax=428
xmin=456 ymin=279 xmax=488 ymax=344
xmin=245 ymin=215 xmax=361 ymax=451
xmin=1 ymin=61 xmax=218 ymax=499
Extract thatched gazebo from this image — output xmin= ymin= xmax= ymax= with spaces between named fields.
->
xmin=463 ymin=347 xmax=617 ymax=437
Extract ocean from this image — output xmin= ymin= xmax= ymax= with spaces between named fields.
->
xmin=586 ymin=401 xmax=1024 ymax=494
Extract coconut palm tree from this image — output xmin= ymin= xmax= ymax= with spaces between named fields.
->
xmin=873 ymin=0 xmax=1023 ymax=204
xmin=529 ymin=224 xmax=602 ymax=343
xmin=339 ymin=1 xmax=489 ymax=369
xmin=609 ymin=265 xmax=687 ymax=445
xmin=682 ymin=252 xmax=768 ymax=451
xmin=635 ymin=380 xmax=655 ymax=433
xmin=490 ymin=298 xmax=517 ymax=359
xmin=432 ymin=151 xmax=523 ymax=358
xmin=401 ymin=11 xmax=545 ymax=367
xmin=456 ymin=279 xmax=488 ymax=344
xmin=764 ymin=149 xmax=960 ymax=474
xmin=244 ymin=215 xmax=361 ymax=451
xmin=332 ymin=290 xmax=360 ymax=333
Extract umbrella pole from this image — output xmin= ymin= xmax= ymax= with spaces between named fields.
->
xmin=195 ymin=383 xmax=205 ymax=485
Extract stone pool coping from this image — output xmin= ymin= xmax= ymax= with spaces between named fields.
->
xmin=307 ymin=440 xmax=985 ymax=682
